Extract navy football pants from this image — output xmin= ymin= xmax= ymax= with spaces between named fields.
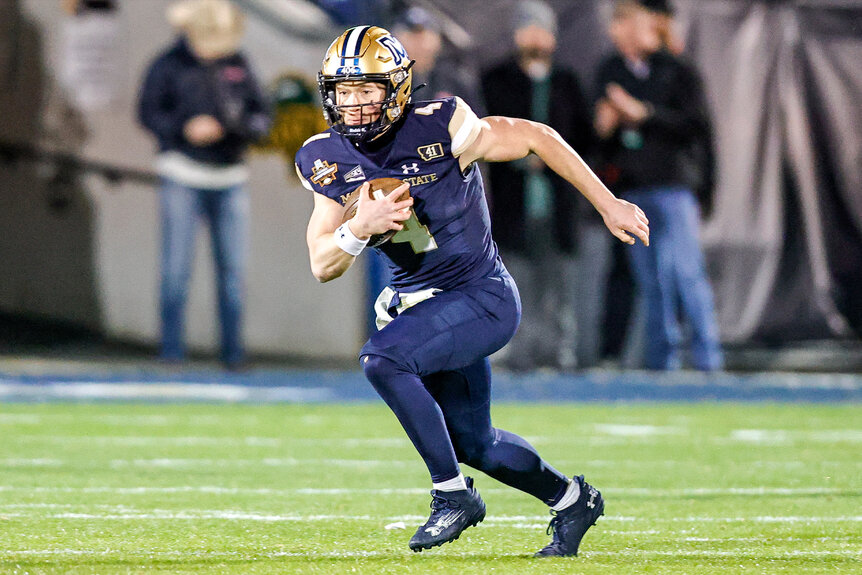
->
xmin=361 ymin=273 xmax=569 ymax=505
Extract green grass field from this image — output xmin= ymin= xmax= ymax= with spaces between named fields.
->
xmin=0 ymin=402 xmax=860 ymax=574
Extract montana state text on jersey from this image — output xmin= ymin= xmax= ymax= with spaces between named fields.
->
xmin=294 ymin=96 xmax=494 ymax=293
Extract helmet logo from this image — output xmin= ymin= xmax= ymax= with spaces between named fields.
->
xmin=378 ymin=35 xmax=408 ymax=66
xmin=319 ymin=27 xmax=412 ymax=143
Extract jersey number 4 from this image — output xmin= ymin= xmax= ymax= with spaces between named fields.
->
xmin=392 ymin=210 xmax=438 ymax=253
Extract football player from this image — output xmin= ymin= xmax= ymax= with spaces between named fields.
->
xmin=294 ymin=25 xmax=649 ymax=556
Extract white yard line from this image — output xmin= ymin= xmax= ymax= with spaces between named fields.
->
xmin=0 ymin=486 xmax=432 ymax=495
xmin=586 ymin=550 xmax=862 ymax=557
xmin=0 ymin=458 xmax=64 ymax=466
xmin=1 ymin=507 xmax=860 ymax=524
xmin=607 ymin=487 xmax=860 ymax=496
xmin=593 ymin=424 xmax=686 ymax=436
xmin=14 ymin=435 xmax=411 ymax=448
xmin=104 ymin=457 xmax=412 ymax=468
xmin=1 ymin=549 xmax=860 ymax=559
xmin=0 ymin=414 xmax=43 ymax=424
xmin=730 ymin=429 xmax=862 ymax=443
xmin=0 ymin=485 xmax=855 ymax=497
xmin=0 ymin=382 xmax=336 ymax=402
xmin=10 ymin=428 xmax=862 ymax=445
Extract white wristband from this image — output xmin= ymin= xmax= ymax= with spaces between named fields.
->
xmin=334 ymin=221 xmax=369 ymax=256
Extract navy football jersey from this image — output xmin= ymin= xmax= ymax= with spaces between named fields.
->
xmin=295 ymin=97 xmax=503 ymax=292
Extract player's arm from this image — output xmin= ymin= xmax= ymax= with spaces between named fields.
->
xmin=306 ymin=181 xmax=413 ymax=283
xmin=460 ymin=114 xmax=650 ymax=246
xmin=306 ymin=193 xmax=357 ymax=282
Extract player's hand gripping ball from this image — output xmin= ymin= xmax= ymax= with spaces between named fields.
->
xmin=341 ymin=177 xmax=411 ymax=247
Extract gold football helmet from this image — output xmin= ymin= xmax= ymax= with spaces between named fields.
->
xmin=318 ymin=26 xmax=413 ymax=142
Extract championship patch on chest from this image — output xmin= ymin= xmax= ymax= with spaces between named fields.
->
xmin=310 ymin=159 xmax=338 ymax=186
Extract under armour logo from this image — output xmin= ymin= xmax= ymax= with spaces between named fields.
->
xmin=401 ymin=163 xmax=419 ymax=174
xmin=586 ymin=487 xmax=598 ymax=508
xmin=423 ymin=510 xmax=464 ymax=536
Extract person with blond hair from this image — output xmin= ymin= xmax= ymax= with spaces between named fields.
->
xmin=138 ymin=0 xmax=270 ymax=369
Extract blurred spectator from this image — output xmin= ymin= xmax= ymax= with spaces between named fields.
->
xmin=60 ymin=0 xmax=115 ymax=16
xmin=641 ymin=0 xmax=685 ymax=56
xmin=392 ymin=6 xmax=482 ymax=109
xmin=594 ymin=0 xmax=722 ymax=370
xmin=312 ymin=0 xmax=389 ymax=26
xmin=481 ymin=0 xmax=593 ymax=370
xmin=644 ymin=0 xmax=715 ymax=218
xmin=60 ymin=0 xmax=122 ymax=111
xmin=137 ymin=0 xmax=271 ymax=369
xmin=599 ymin=0 xmax=712 ymax=368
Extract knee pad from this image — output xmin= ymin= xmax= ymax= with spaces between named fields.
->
xmin=361 ymin=354 xmax=415 ymax=394
xmin=361 ymin=354 xmax=394 ymax=383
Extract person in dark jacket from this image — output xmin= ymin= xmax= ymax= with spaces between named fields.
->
xmin=138 ymin=0 xmax=271 ymax=369
xmin=594 ymin=0 xmax=722 ymax=371
xmin=391 ymin=6 xmax=484 ymax=113
xmin=481 ymin=0 xmax=594 ymax=370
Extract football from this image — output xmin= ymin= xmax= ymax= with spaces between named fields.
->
xmin=341 ymin=177 xmax=410 ymax=247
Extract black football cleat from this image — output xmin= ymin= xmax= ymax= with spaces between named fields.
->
xmin=534 ymin=475 xmax=604 ymax=558
xmin=408 ymin=477 xmax=486 ymax=552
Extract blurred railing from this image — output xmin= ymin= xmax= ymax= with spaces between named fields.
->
xmin=0 ymin=140 xmax=158 ymax=186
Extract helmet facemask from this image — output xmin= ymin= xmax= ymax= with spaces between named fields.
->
xmin=318 ymin=26 xmax=413 ymax=143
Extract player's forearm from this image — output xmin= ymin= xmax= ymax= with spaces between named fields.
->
xmin=528 ymin=124 xmax=618 ymax=216
xmin=308 ymin=235 xmax=356 ymax=282
xmin=478 ymin=118 xmax=619 ymax=217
